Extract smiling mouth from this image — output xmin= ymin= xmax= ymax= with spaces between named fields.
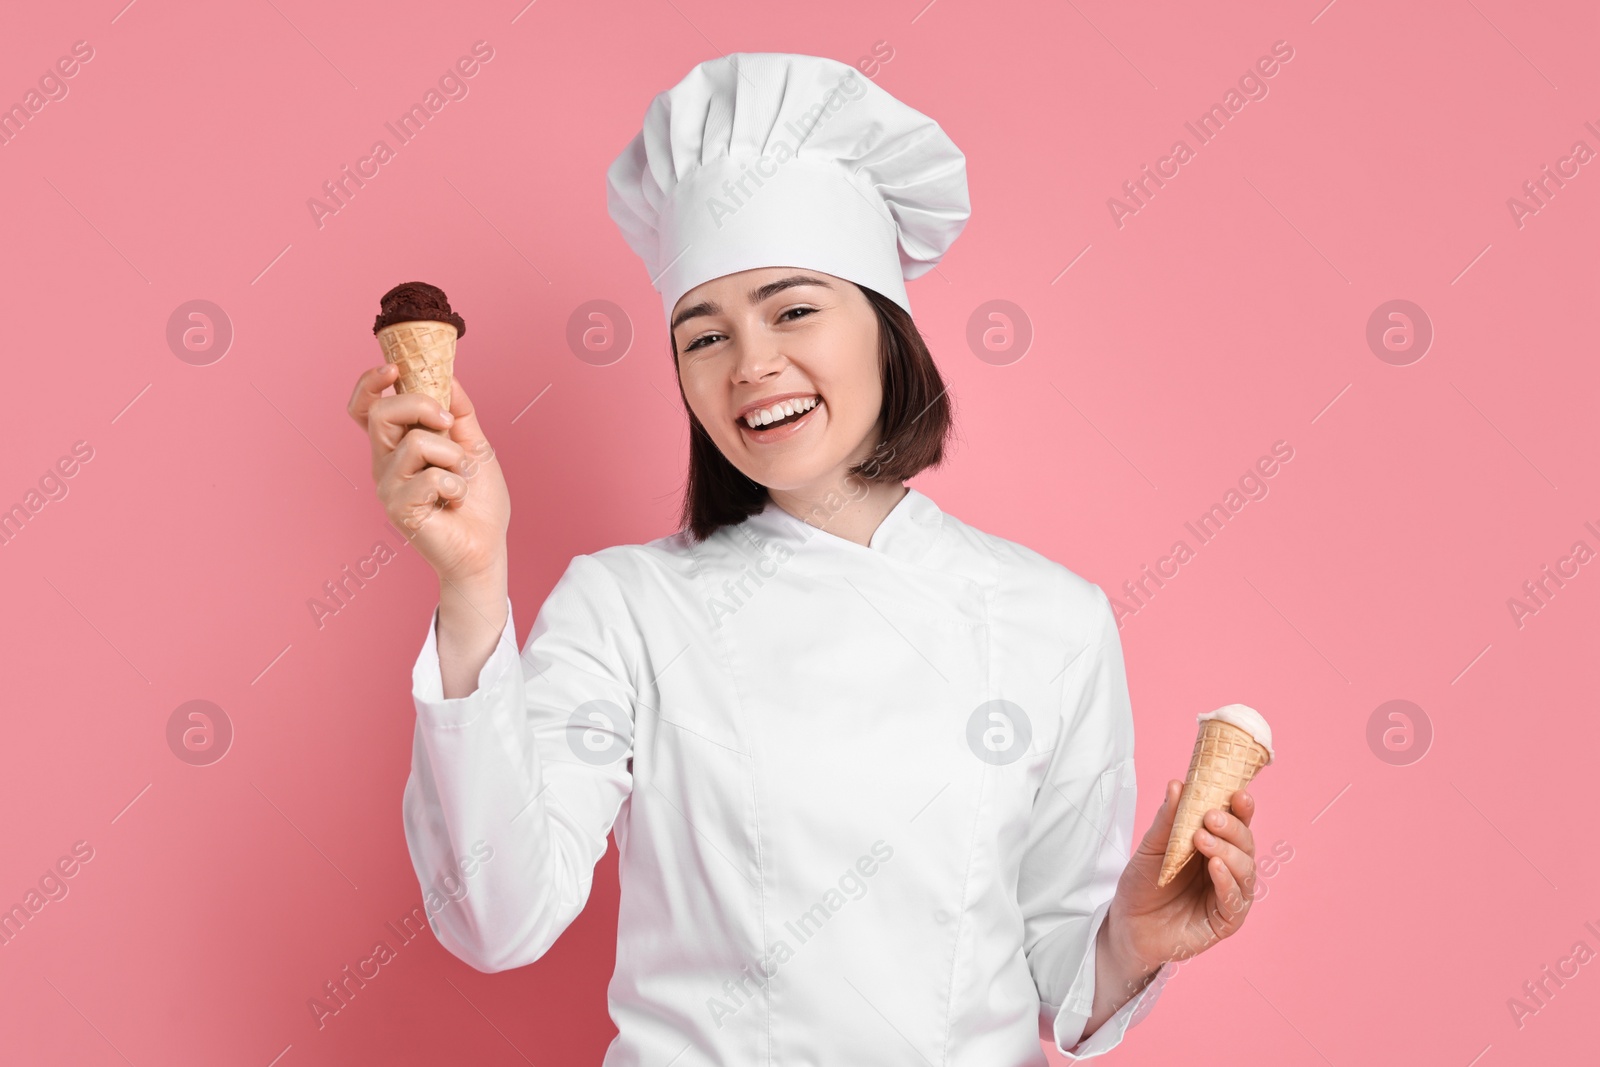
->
xmin=738 ymin=397 xmax=824 ymax=438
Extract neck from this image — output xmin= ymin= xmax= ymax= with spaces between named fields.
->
xmin=767 ymin=480 xmax=909 ymax=548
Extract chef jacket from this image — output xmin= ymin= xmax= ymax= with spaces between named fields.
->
xmin=403 ymin=486 xmax=1175 ymax=1065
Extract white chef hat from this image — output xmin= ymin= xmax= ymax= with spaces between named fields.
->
xmin=605 ymin=52 xmax=971 ymax=324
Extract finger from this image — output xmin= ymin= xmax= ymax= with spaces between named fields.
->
xmin=1133 ymin=779 xmax=1185 ymax=859
xmin=1203 ymin=849 xmax=1250 ymax=936
xmin=1231 ymin=789 xmax=1256 ymax=829
xmin=1203 ymin=801 xmax=1256 ymax=866
xmin=1195 ymin=820 xmax=1256 ymax=908
xmin=378 ymin=426 xmax=467 ymax=487
xmin=388 ymin=466 xmax=470 ymax=536
xmin=368 ymin=391 xmax=455 ymax=463
xmin=348 ymin=363 xmax=398 ymax=429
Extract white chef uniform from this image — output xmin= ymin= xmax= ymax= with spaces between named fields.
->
xmin=403 ymin=487 xmax=1177 ymax=1064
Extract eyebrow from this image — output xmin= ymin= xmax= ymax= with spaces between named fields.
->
xmin=670 ymin=274 xmax=835 ymax=332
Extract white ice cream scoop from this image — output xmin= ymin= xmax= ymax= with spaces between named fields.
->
xmin=1196 ymin=703 xmax=1274 ymax=763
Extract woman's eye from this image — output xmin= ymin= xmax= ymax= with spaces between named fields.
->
xmin=683 ymin=308 xmax=813 ymax=351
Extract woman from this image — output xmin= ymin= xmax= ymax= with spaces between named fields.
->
xmin=348 ymin=53 xmax=1261 ymax=1065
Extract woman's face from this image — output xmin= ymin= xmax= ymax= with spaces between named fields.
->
xmin=671 ymin=266 xmax=883 ymax=495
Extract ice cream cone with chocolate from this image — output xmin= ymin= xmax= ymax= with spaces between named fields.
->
xmin=372 ymin=281 xmax=466 ymax=411
xmin=1158 ymin=704 xmax=1274 ymax=887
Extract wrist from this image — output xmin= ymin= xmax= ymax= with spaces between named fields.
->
xmin=1099 ymin=912 xmax=1159 ymax=990
xmin=443 ymin=554 xmax=507 ymax=598
xmin=439 ymin=568 xmax=508 ymax=640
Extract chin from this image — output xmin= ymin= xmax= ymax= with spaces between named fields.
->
xmin=741 ymin=464 xmax=824 ymax=493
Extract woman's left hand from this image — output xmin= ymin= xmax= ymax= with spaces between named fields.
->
xmin=1105 ymin=779 xmax=1259 ymax=978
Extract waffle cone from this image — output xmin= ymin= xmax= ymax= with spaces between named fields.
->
xmin=376 ymin=320 xmax=457 ymax=410
xmin=1158 ymin=718 xmax=1270 ymax=887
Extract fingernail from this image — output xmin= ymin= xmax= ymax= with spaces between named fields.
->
xmin=441 ymin=411 xmax=454 ymax=423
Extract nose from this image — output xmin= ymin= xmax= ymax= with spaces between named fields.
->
xmin=731 ymin=330 xmax=786 ymax=384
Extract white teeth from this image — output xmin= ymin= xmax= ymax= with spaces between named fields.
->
xmin=743 ymin=395 xmax=819 ymax=428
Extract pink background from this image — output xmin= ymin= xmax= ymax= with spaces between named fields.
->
xmin=2 ymin=0 xmax=1595 ymax=1063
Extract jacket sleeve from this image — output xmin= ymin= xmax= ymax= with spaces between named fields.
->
xmin=1020 ymin=584 xmax=1176 ymax=1059
xmin=401 ymin=553 xmax=638 ymax=973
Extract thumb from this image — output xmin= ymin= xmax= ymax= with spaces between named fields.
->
xmin=1134 ymin=779 xmax=1185 ymax=859
xmin=442 ymin=374 xmax=500 ymax=480
xmin=444 ymin=373 xmax=488 ymax=445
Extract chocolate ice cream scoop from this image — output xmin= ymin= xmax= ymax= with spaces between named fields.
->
xmin=373 ymin=281 xmax=466 ymax=337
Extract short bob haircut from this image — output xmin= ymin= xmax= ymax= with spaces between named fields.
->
xmin=670 ymin=282 xmax=954 ymax=543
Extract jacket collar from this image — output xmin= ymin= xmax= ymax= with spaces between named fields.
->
xmin=738 ymin=485 xmax=944 ymax=568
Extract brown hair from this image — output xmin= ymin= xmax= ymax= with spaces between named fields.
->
xmin=670 ymin=283 xmax=954 ymax=543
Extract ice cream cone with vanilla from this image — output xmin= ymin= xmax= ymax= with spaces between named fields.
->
xmin=372 ymin=281 xmax=466 ymax=414
xmin=1159 ymin=704 xmax=1274 ymax=887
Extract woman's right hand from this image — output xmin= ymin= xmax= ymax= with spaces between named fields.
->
xmin=347 ymin=364 xmax=511 ymax=587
